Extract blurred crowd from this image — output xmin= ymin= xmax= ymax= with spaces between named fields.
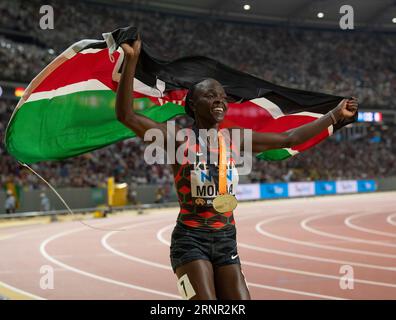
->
xmin=0 ymin=0 xmax=395 ymax=109
xmin=1 ymin=0 xmax=395 ymax=190
xmin=249 ymin=126 xmax=396 ymax=183
xmin=1 ymin=97 xmax=394 ymax=190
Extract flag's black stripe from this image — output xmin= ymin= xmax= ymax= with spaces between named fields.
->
xmin=82 ymin=26 xmax=355 ymax=130
xmin=80 ymin=41 xmax=107 ymax=51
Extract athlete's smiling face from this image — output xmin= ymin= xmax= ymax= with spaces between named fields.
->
xmin=190 ymin=79 xmax=228 ymax=125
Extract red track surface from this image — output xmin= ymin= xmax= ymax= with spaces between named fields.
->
xmin=1 ymin=192 xmax=395 ymax=300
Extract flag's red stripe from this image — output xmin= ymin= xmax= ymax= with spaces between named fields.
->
xmin=222 ymin=101 xmax=329 ymax=152
xmin=33 ymin=49 xmax=119 ymax=93
xmin=223 ymin=101 xmax=274 ymax=131
xmin=31 ymin=48 xmax=188 ymax=106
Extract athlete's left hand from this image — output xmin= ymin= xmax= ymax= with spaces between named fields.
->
xmin=120 ymin=35 xmax=141 ymax=62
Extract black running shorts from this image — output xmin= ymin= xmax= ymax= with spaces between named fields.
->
xmin=170 ymin=222 xmax=241 ymax=273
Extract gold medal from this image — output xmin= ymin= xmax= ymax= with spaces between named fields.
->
xmin=213 ymin=194 xmax=238 ymax=213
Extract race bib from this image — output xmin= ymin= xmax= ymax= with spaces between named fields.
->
xmin=190 ymin=164 xmax=238 ymax=207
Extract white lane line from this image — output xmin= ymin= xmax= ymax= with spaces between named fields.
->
xmin=102 ymin=231 xmax=170 ymax=270
xmin=0 ymin=229 xmax=41 ymax=241
xmin=344 ymin=212 xmax=396 ymax=238
xmin=155 ymin=224 xmax=396 ymax=289
xmin=153 ymin=224 xmax=346 ymax=300
xmin=387 ymin=213 xmax=396 ymax=227
xmin=241 ymin=260 xmax=396 ymax=289
xmin=0 ymin=224 xmax=58 ymax=241
xmin=238 ymin=242 xmax=396 ymax=272
xmin=256 ymin=214 xmax=396 ymax=258
xmin=301 ymin=214 xmax=396 ymax=248
xmin=39 ymin=217 xmax=181 ymax=299
xmin=156 ymin=224 xmax=174 ymax=246
xmin=240 ymin=283 xmax=345 ymax=300
xmin=0 ymin=280 xmax=46 ymax=300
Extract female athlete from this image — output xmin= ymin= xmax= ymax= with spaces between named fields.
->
xmin=115 ymin=38 xmax=358 ymax=300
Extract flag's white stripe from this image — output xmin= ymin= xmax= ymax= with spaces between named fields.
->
xmin=251 ymin=97 xmax=284 ymax=118
xmin=63 ymin=47 xmax=77 ymax=59
xmin=70 ymin=39 xmax=103 ymax=52
xmin=285 ymin=148 xmax=299 ymax=156
xmin=25 ymin=78 xmax=164 ymax=103
xmin=251 ymin=97 xmax=323 ymax=119
xmin=328 ymin=124 xmax=334 ymax=136
xmin=102 ymin=32 xmax=117 ymax=54
xmin=293 ymin=111 xmax=322 ymax=118
xmin=79 ymin=48 xmax=103 ymax=54
xmin=25 ymin=79 xmax=111 ymax=103
xmin=63 ymin=39 xmax=103 ymax=59
xmin=134 ymin=78 xmax=165 ymax=98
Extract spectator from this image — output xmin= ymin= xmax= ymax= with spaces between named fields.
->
xmin=154 ymin=187 xmax=165 ymax=204
xmin=5 ymin=190 xmax=16 ymax=214
xmin=40 ymin=192 xmax=50 ymax=211
xmin=128 ymin=184 xmax=138 ymax=205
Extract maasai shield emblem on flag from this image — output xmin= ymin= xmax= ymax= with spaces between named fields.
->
xmin=5 ymin=26 xmax=356 ymax=164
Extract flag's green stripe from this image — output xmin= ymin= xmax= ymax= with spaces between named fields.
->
xmin=256 ymin=148 xmax=292 ymax=161
xmin=6 ymin=90 xmax=185 ymax=164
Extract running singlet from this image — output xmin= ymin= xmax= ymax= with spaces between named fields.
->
xmin=172 ymin=130 xmax=239 ymax=231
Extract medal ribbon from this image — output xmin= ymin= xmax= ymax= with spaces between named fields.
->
xmin=218 ymin=131 xmax=227 ymax=195
xmin=193 ymin=126 xmax=227 ymax=196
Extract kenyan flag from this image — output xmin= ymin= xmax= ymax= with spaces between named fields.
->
xmin=5 ymin=26 xmax=355 ymax=164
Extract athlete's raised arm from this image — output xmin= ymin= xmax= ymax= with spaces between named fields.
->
xmin=250 ymin=97 xmax=358 ymax=152
xmin=115 ymin=38 xmax=169 ymax=140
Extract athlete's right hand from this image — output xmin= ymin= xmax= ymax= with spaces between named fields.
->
xmin=121 ymin=37 xmax=141 ymax=61
xmin=332 ymin=97 xmax=358 ymax=123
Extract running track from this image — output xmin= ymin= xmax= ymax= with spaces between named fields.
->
xmin=0 ymin=192 xmax=395 ymax=300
